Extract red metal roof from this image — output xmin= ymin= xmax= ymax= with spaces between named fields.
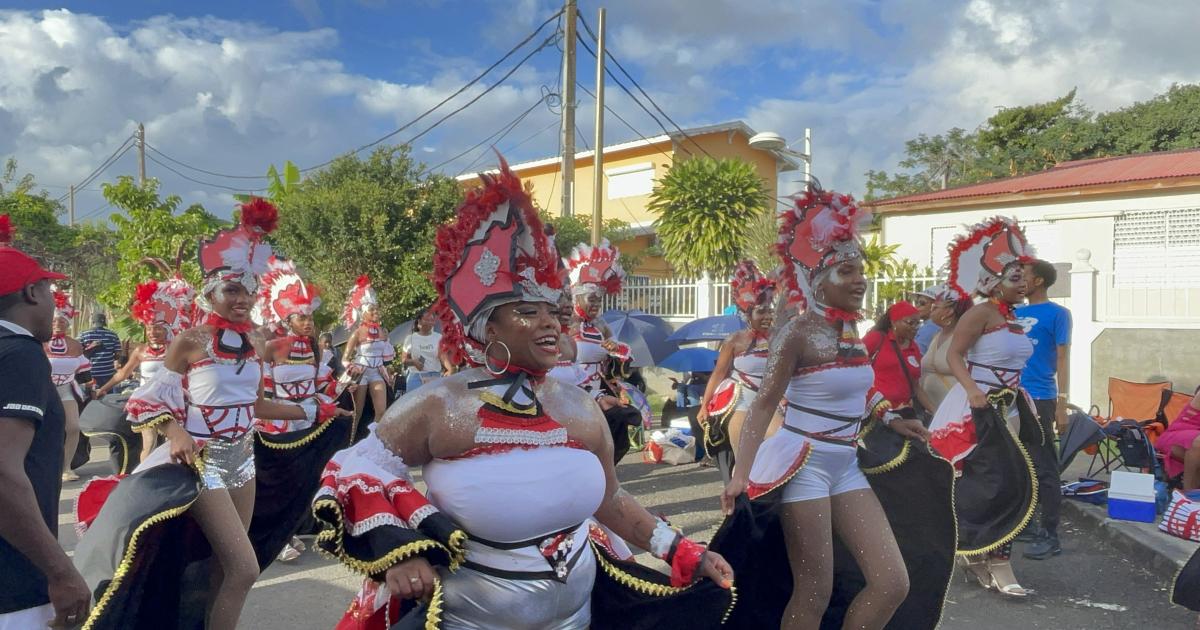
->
xmin=870 ymin=148 xmax=1200 ymax=208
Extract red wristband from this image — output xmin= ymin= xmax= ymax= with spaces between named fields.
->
xmin=317 ymin=401 xmax=338 ymax=423
xmin=669 ymin=536 xmax=706 ymax=587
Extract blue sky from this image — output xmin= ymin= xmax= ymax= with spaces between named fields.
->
xmin=2 ymin=1 xmax=1198 ymax=220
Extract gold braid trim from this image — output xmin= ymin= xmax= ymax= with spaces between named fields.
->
xmin=955 ymin=389 xmax=1039 ymax=557
xmin=590 ymin=541 xmax=738 ymax=624
xmin=313 ymin=497 xmax=452 ymax=576
xmin=590 ymin=540 xmax=687 ymax=597
xmin=81 ymin=496 xmax=198 ymax=630
xmin=868 ymin=398 xmax=891 ymax=422
xmin=721 ymin=583 xmax=739 ymax=625
xmin=424 ymin=578 xmax=445 ymax=630
xmin=446 ymin=529 xmax=468 ymax=571
xmin=255 ymin=416 xmax=337 ymax=451
xmin=858 ymin=419 xmax=912 ymax=475
xmin=81 ymin=430 xmax=130 ymax=474
xmin=478 ymin=391 xmax=538 ymax=415
xmin=132 ymin=412 xmax=175 ymax=432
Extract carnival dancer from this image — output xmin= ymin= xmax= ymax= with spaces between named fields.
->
xmin=44 ymin=288 xmax=91 ymax=481
xmin=94 ymin=257 xmax=197 ymax=464
xmin=716 ymin=187 xmax=956 ymax=630
xmin=341 ymin=275 xmax=394 ymax=428
xmin=564 ymin=240 xmax=642 ymax=463
xmin=314 ymin=159 xmax=734 ymax=630
xmin=697 ymin=260 xmax=780 ymax=483
xmin=73 ymin=199 xmax=348 ymax=630
xmin=928 ymin=216 xmax=1040 ymax=598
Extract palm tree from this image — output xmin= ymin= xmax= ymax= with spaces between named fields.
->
xmin=647 ymin=156 xmax=769 ymax=278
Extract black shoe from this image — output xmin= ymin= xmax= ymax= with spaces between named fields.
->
xmin=1023 ymin=534 xmax=1062 ymax=560
xmin=1014 ymin=525 xmax=1040 ymax=543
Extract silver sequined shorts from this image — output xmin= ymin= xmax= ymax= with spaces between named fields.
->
xmin=198 ymin=430 xmax=256 ymax=490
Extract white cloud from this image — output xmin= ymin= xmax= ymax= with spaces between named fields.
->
xmin=0 ymin=9 xmax=561 ymax=218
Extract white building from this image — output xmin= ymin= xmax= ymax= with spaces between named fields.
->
xmin=867 ymin=148 xmax=1200 ymax=408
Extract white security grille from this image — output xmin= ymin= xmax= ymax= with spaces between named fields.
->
xmin=1113 ymin=208 xmax=1200 ymax=287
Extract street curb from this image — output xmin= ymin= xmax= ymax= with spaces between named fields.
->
xmin=1061 ymin=498 xmax=1196 ymax=581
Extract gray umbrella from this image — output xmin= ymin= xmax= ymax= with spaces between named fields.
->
xmin=601 ymin=309 xmax=679 ymax=367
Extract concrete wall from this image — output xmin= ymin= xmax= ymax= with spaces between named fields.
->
xmin=1090 ymin=327 xmax=1200 ymax=406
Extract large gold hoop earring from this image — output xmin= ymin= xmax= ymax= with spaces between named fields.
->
xmin=484 ymin=341 xmax=511 ymax=376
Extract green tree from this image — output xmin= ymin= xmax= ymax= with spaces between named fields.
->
xmin=1096 ymin=83 xmax=1200 ymax=154
xmin=235 ymin=160 xmax=302 ymax=205
xmin=860 ymin=234 xmax=902 ymax=278
xmin=101 ymin=176 xmax=222 ymax=331
xmin=542 ymin=212 xmax=643 ymax=270
xmin=271 ymin=146 xmax=462 ymax=329
xmin=647 ymin=156 xmax=769 ymax=277
xmin=0 ymin=159 xmax=117 ymax=317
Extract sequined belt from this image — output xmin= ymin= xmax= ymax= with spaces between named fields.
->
xmin=464 ymin=522 xmax=587 ymax=582
xmin=783 ymin=403 xmax=863 ymax=446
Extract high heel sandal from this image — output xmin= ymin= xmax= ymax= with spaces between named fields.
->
xmin=955 ymin=556 xmax=992 ymax=589
xmin=986 ymin=559 xmax=1033 ymax=597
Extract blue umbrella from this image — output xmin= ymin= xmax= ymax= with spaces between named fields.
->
xmin=658 ymin=347 xmax=719 ymax=373
xmin=666 ymin=314 xmax=745 ymax=344
xmin=601 ymin=309 xmax=678 ymax=367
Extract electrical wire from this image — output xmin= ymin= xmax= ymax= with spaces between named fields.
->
xmin=575 ymin=81 xmax=673 ymax=161
xmin=145 ymin=153 xmax=265 ymax=193
xmin=426 ymin=96 xmax=547 ymax=175
xmin=56 ymin=135 xmax=135 ymax=202
xmin=572 ymin=31 xmax=690 ymax=157
xmin=577 ymin=14 xmax=713 ymax=159
xmin=298 ymin=7 xmax=564 ymax=174
xmin=144 ymin=143 xmax=269 ymax=180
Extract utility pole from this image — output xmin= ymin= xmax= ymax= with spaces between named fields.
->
xmin=803 ymin=127 xmax=812 ymax=185
xmin=137 ymin=122 xmax=147 ymax=187
xmin=68 ymin=185 xmax=75 ymax=226
xmin=590 ymin=8 xmax=606 ymax=245
xmin=560 ymin=0 xmax=577 ymax=217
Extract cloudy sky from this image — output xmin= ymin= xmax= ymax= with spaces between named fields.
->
xmin=3 ymin=0 xmax=1199 ymax=220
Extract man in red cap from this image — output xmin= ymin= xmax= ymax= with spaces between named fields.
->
xmin=0 ymin=216 xmax=91 ymax=629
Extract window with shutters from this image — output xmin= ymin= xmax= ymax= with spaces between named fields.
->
xmin=1113 ymin=208 xmax=1200 ymax=287
xmin=606 ymin=163 xmax=655 ymax=199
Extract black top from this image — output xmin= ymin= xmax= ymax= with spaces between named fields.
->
xmin=0 ymin=327 xmax=65 ymax=613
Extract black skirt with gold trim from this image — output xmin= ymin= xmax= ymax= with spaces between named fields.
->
xmin=708 ymin=419 xmax=957 ymax=630
xmin=1172 ymin=547 xmax=1200 ymax=611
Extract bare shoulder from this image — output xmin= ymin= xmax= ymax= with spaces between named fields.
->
xmin=540 ymin=377 xmax=607 ymax=444
xmin=66 ymin=337 xmax=85 ymax=354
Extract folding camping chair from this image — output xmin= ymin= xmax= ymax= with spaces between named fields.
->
xmin=1085 ymin=378 xmax=1172 ymax=476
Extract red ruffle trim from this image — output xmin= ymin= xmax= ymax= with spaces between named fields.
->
xmin=670 ymin=537 xmax=707 ymax=587
xmin=929 ymin=417 xmax=978 ymax=467
xmin=444 ymin=439 xmax=590 ymax=461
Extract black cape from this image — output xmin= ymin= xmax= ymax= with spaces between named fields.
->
xmin=1173 ymin=546 xmax=1200 ymax=611
xmin=74 ymin=418 xmax=353 ymax=629
xmin=708 ymin=421 xmax=958 ymax=630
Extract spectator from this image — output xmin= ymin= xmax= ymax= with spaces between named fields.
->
xmin=864 ymin=301 xmax=936 ymax=419
xmin=1015 ymin=259 xmax=1070 ymax=561
xmin=0 ymin=235 xmax=91 ymax=628
xmin=78 ymin=312 xmax=121 ymax=388
xmin=400 ymin=309 xmax=447 ymax=393
xmin=319 ymin=332 xmax=343 ymax=378
xmin=920 ymin=289 xmax=974 ymax=410
xmin=1156 ymin=387 xmax=1200 ymax=490
xmin=910 ymin=286 xmax=942 ymax=354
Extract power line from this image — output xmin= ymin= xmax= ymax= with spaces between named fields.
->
xmin=435 ymin=97 xmax=549 ymax=176
xmin=573 ymin=31 xmax=689 ymax=157
xmin=145 ymin=153 xmax=265 ymax=193
xmin=144 ymin=143 xmax=269 ymax=180
xmin=298 ymin=7 xmax=564 ymax=174
xmin=56 ymin=135 xmax=135 ymax=202
xmin=575 ymin=81 xmax=673 ymax=161
xmin=577 ymin=14 xmax=713 ymax=159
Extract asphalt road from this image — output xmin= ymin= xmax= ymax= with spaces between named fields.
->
xmin=59 ymin=448 xmax=1198 ymax=629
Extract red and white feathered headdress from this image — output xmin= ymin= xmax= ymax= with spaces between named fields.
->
xmin=564 ymin=239 xmax=625 ymax=297
xmin=256 ymin=255 xmax=321 ymax=329
xmin=946 ymin=217 xmax=1036 ymax=297
xmin=432 ymin=155 xmax=562 ymax=366
xmin=777 ymin=187 xmax=870 ymax=315
xmin=134 ymin=250 xmax=197 ymax=339
xmin=52 ymin=286 xmax=77 ymax=321
xmin=730 ymin=259 xmax=775 ymax=314
xmin=197 ymin=198 xmax=277 ymax=306
xmin=341 ymin=275 xmax=378 ymax=328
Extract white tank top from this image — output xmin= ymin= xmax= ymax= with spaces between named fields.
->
xmin=139 ymin=347 xmax=167 ymax=385
xmin=783 ymin=361 xmax=875 ymax=447
xmin=184 ymin=330 xmax=262 ymax=438
xmin=967 ymin=327 xmax=1033 ymax=389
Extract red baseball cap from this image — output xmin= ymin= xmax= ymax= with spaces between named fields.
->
xmin=0 ymin=215 xmax=68 ymax=296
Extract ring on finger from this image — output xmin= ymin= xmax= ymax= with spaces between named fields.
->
xmin=408 ymin=576 xmax=421 ymax=584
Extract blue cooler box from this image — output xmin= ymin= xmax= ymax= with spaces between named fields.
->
xmin=1107 ymin=471 xmax=1156 ymax=523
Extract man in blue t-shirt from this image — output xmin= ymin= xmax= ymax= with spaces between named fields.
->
xmin=1015 ymin=259 xmax=1071 ymax=561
